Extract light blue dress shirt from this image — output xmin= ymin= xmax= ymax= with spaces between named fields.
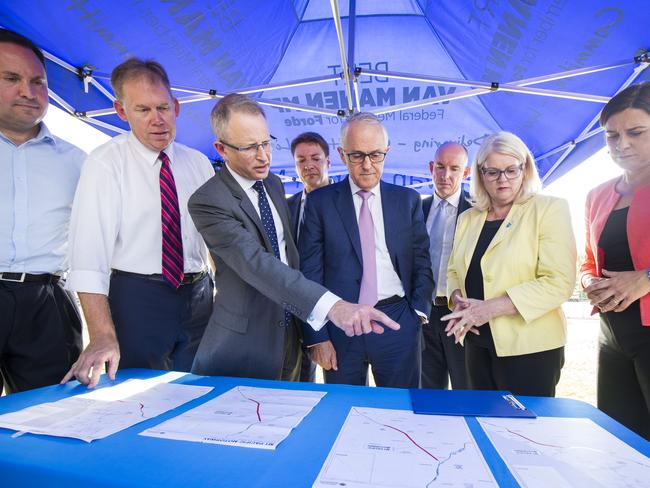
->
xmin=0 ymin=124 xmax=85 ymax=274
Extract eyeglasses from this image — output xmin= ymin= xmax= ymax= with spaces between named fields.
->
xmin=480 ymin=164 xmax=523 ymax=181
xmin=344 ymin=151 xmax=387 ymax=165
xmin=220 ymin=135 xmax=276 ymax=157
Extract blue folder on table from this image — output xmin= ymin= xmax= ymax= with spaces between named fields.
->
xmin=410 ymin=389 xmax=536 ymax=418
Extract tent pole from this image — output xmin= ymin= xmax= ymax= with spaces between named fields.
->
xmin=47 ymin=89 xmax=75 ymax=114
xmin=347 ymin=0 xmax=360 ymax=112
xmin=362 ymin=69 xmax=609 ymax=103
xmin=330 ymin=0 xmax=354 ymax=114
xmin=541 ymin=61 xmax=650 ymax=184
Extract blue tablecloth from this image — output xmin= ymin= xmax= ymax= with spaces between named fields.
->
xmin=0 ymin=369 xmax=648 ymax=487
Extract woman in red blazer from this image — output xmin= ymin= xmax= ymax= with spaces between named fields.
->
xmin=580 ymin=81 xmax=650 ymax=439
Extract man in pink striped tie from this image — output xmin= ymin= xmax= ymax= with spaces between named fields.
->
xmin=63 ymin=59 xmax=215 ymax=388
xmin=299 ymin=113 xmax=434 ymax=388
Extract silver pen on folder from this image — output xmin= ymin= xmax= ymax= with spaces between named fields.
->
xmin=503 ymin=394 xmax=526 ymax=411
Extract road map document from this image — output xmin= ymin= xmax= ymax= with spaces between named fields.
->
xmin=140 ymin=386 xmax=326 ymax=449
xmin=313 ymin=406 xmax=497 ymax=488
xmin=478 ymin=417 xmax=650 ymax=488
xmin=0 ymin=376 xmax=213 ymax=442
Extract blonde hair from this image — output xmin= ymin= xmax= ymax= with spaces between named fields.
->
xmin=470 ymin=131 xmax=541 ymax=211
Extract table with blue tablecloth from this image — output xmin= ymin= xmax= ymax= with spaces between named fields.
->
xmin=0 ymin=369 xmax=648 ymax=487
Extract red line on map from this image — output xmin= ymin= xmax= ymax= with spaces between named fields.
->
xmin=237 ymin=388 xmax=262 ymax=422
xmin=382 ymin=424 xmax=439 ymax=461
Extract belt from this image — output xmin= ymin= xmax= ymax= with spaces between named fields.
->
xmin=0 ymin=272 xmax=60 ymax=284
xmin=111 ymin=269 xmax=207 ymax=285
xmin=433 ymin=296 xmax=448 ymax=307
xmin=375 ymin=295 xmax=404 ymax=307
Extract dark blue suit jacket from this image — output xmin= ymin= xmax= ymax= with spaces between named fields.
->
xmin=286 ymin=191 xmax=302 ymax=241
xmin=421 ymin=188 xmax=472 ymax=223
xmin=299 ymin=177 xmax=433 ymax=347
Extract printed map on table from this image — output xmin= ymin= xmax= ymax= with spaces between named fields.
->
xmin=0 ymin=378 xmax=212 ymax=442
xmin=140 ymin=386 xmax=326 ymax=449
xmin=313 ymin=406 xmax=497 ymax=487
xmin=479 ymin=417 xmax=650 ymax=488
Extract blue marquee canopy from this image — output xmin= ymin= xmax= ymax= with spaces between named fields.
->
xmin=2 ymin=0 xmax=649 ymax=192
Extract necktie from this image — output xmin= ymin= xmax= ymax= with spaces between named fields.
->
xmin=253 ymin=181 xmax=291 ymax=326
xmin=357 ymin=190 xmax=378 ymax=306
xmin=159 ymin=151 xmax=184 ymax=288
xmin=429 ymin=199 xmax=448 ymax=296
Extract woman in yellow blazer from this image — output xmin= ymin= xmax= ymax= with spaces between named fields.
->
xmin=443 ymin=132 xmax=577 ymax=397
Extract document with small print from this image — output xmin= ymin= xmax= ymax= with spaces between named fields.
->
xmin=140 ymin=386 xmax=326 ymax=449
xmin=0 ymin=375 xmax=212 ymax=442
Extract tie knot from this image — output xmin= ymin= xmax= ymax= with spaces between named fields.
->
xmin=252 ymin=180 xmax=265 ymax=193
xmin=357 ymin=190 xmax=372 ymax=201
xmin=438 ymin=199 xmax=448 ymax=209
xmin=159 ymin=151 xmax=170 ymax=166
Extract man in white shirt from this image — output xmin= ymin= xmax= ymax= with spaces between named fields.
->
xmin=299 ymin=113 xmax=433 ymax=388
xmin=421 ymin=142 xmax=471 ymax=389
xmin=0 ymin=29 xmax=84 ymax=393
xmin=287 ymin=131 xmax=332 ymax=382
xmin=188 ymin=94 xmax=399 ymax=381
xmin=62 ymin=59 xmax=215 ymax=388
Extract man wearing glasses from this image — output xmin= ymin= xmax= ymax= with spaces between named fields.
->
xmin=63 ymin=59 xmax=215 ymax=388
xmin=188 ymin=95 xmax=400 ymax=381
xmin=299 ymin=113 xmax=433 ymax=388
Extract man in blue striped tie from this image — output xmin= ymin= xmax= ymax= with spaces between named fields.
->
xmin=62 ymin=59 xmax=215 ymax=388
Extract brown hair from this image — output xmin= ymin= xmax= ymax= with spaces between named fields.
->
xmin=600 ymin=81 xmax=650 ymax=126
xmin=110 ymin=58 xmax=172 ymax=100
xmin=210 ymin=93 xmax=266 ymax=140
xmin=290 ymin=131 xmax=329 ymax=157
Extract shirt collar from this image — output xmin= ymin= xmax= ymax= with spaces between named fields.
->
xmin=0 ymin=122 xmax=56 ymax=147
xmin=348 ymin=177 xmax=381 ymax=199
xmin=226 ymin=162 xmax=259 ymax=192
xmin=127 ymin=131 xmax=175 ymax=166
xmin=433 ymin=187 xmax=461 ymax=208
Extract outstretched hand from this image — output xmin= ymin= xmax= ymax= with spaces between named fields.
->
xmin=327 ymin=300 xmax=400 ymax=337
xmin=60 ymin=333 xmax=120 ymax=388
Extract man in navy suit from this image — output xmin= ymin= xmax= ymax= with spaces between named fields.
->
xmin=299 ymin=113 xmax=433 ymax=388
xmin=421 ymin=142 xmax=471 ymax=389
xmin=287 ymin=132 xmax=331 ymax=382
xmin=287 ymin=132 xmax=331 ymax=243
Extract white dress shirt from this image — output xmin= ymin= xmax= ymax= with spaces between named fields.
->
xmin=348 ymin=179 xmax=406 ymax=300
xmin=426 ymin=188 xmax=461 ymax=297
xmin=67 ymin=132 xmax=215 ymax=295
xmin=226 ymin=164 xmax=338 ymax=332
xmin=0 ymin=124 xmax=85 ymax=274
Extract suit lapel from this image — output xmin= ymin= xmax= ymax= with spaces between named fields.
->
xmin=220 ymin=166 xmax=274 ymax=252
xmin=484 ymin=199 xmax=527 ymax=254
xmin=380 ymin=181 xmax=399 ymax=270
xmin=335 ymin=177 xmax=363 ymax=265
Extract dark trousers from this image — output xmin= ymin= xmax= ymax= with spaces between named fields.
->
xmin=299 ymin=345 xmax=316 ymax=382
xmin=421 ymin=304 xmax=468 ymax=389
xmin=465 ymin=337 xmax=564 ymax=397
xmin=109 ymin=273 xmax=213 ymax=372
xmin=598 ymin=311 xmax=650 ymax=440
xmin=0 ymin=280 xmax=82 ymax=393
xmin=324 ymin=297 xmax=421 ymax=388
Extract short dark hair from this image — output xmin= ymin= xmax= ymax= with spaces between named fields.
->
xmin=600 ymin=81 xmax=650 ymax=126
xmin=290 ymin=131 xmax=329 ymax=157
xmin=111 ymin=58 xmax=172 ymax=101
xmin=210 ymin=93 xmax=266 ymax=140
xmin=0 ymin=28 xmax=45 ymax=67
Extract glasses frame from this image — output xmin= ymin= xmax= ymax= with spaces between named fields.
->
xmin=480 ymin=164 xmax=524 ymax=181
xmin=344 ymin=150 xmax=388 ymax=165
xmin=220 ymin=135 xmax=277 ymax=156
